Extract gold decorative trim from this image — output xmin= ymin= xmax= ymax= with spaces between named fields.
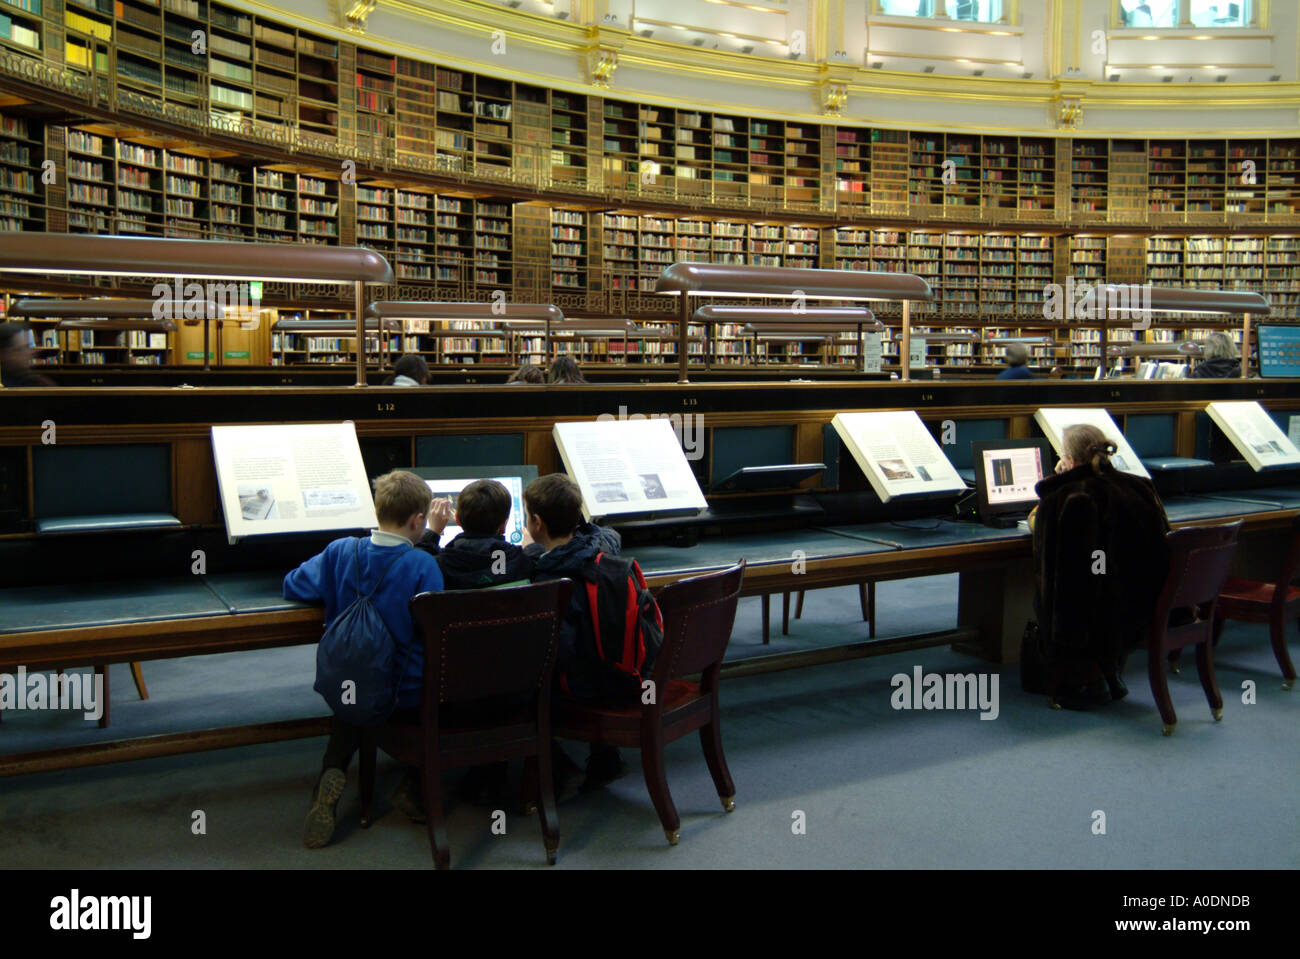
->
xmin=210 ymin=0 xmax=1300 ymax=136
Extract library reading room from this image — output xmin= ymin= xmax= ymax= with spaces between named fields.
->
xmin=0 ymin=0 xmax=1297 ymax=891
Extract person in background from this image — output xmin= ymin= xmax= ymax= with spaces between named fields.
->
xmin=0 ymin=323 xmax=55 ymax=387
xmin=524 ymin=473 xmax=626 ymax=795
xmin=383 ymin=353 xmax=429 ymax=386
xmin=506 ymin=363 xmax=545 ymax=385
xmin=1025 ymin=424 xmax=1169 ymax=711
xmin=1189 ymin=332 xmax=1241 ymax=379
xmin=548 ymin=355 xmax=588 ymax=384
xmin=284 ymin=470 xmax=451 ymax=847
xmin=996 ymin=342 xmax=1034 ymax=380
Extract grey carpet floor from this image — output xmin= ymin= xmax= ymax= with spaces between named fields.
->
xmin=1 ymin=575 xmax=1296 ymax=869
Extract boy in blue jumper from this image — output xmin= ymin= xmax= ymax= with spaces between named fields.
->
xmin=284 ymin=469 xmax=452 ymax=848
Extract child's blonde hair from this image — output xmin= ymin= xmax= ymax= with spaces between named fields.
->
xmin=373 ymin=470 xmax=432 ymax=527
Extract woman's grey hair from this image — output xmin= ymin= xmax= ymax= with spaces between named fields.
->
xmin=1201 ymin=332 xmax=1238 ymax=361
xmin=1005 ymin=342 xmax=1030 ymax=367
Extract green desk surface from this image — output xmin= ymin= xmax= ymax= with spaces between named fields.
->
xmin=821 ymin=520 xmax=1027 ymax=550
xmin=203 ymin=572 xmax=311 ymax=614
xmin=632 ymin=528 xmax=894 ymax=578
xmin=1225 ymin=486 xmax=1300 ymax=509
xmin=0 ymin=578 xmax=230 ymax=634
xmin=1164 ymin=496 xmax=1281 ymax=523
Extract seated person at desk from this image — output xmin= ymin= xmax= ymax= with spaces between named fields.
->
xmin=548 ymin=355 xmax=588 ymax=385
xmin=524 ymin=473 xmax=633 ymax=793
xmin=0 ymin=323 xmax=55 ymax=387
xmin=506 ymin=363 xmax=545 ymax=384
xmin=996 ymin=342 xmax=1034 ymax=380
xmin=1025 ymin=424 xmax=1170 ymax=710
xmin=383 ymin=353 xmax=429 ymax=386
xmin=284 ymin=469 xmax=451 ymax=848
xmin=418 ymin=478 xmax=543 ymax=588
xmin=1188 ymin=332 xmax=1241 ymax=379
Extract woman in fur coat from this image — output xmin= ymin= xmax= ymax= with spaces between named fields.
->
xmin=1024 ymin=424 xmax=1170 ymax=709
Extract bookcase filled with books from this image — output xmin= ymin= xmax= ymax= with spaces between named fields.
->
xmin=3 ymin=0 xmax=1300 ymax=227
xmin=0 ymin=111 xmax=43 ymax=233
xmin=549 ymin=91 xmax=587 ymax=187
xmin=0 ymin=0 xmax=41 ymax=58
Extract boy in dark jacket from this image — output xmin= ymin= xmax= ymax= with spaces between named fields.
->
xmin=417 ymin=478 xmax=543 ymax=588
xmin=416 ymin=478 xmax=546 ymax=804
xmin=524 ymin=473 xmax=627 ymax=793
xmin=284 ymin=470 xmax=451 ymax=848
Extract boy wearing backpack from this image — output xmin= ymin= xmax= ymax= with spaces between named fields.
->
xmin=524 ymin=473 xmax=663 ymax=793
xmin=283 ymin=469 xmax=451 ymax=849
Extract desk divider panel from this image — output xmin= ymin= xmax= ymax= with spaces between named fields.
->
xmin=32 ymin=444 xmax=174 ymax=527
xmin=709 ymin=425 xmax=796 ymax=488
xmin=1123 ymin=413 xmax=1178 ymax=459
xmin=0 ymin=446 xmax=25 ymax=533
xmin=925 ymin=418 xmax=1009 ymax=471
xmin=359 ymin=437 xmax=416 ymax=481
xmin=415 ymin=433 xmax=525 ymax=468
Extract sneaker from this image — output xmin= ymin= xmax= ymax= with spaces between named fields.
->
xmin=581 ymin=744 xmax=626 ymax=792
xmin=391 ymin=769 xmax=427 ymax=824
xmin=303 ymin=767 xmax=347 ymax=849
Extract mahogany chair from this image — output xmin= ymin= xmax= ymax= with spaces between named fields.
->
xmin=1145 ymin=522 xmax=1242 ymax=735
xmin=358 ymin=579 xmax=572 ymax=870
xmin=777 ymin=582 xmax=876 ymax=641
xmin=1212 ymin=512 xmax=1299 ymax=689
xmin=553 ymin=560 xmax=746 ymax=846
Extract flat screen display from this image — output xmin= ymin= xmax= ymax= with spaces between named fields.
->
xmin=422 ymin=474 xmax=527 ymax=548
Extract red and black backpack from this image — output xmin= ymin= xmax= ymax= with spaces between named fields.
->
xmin=568 ymin=552 xmax=664 ymax=702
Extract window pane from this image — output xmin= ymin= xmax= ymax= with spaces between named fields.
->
xmin=1190 ymin=0 xmax=1248 ymax=26
xmin=880 ymin=0 xmax=928 ymax=15
xmin=1120 ymin=0 xmax=1178 ymax=27
xmin=944 ymin=0 xmax=1004 ymax=22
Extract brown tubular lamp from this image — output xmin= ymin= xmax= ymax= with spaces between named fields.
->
xmin=1095 ymin=284 xmax=1269 ymax=381
xmin=694 ymin=306 xmax=882 ymax=372
xmin=656 ymin=263 xmax=933 ymax=383
xmin=367 ymin=301 xmax=564 ymax=368
xmin=0 ymin=234 xmax=392 ymax=387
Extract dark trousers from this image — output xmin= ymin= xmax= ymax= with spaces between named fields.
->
xmin=321 ymin=709 xmax=419 ymax=773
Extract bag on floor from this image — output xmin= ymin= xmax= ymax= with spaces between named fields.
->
xmin=313 ymin=539 xmax=409 ymax=725
xmin=569 ymin=552 xmax=664 ymax=702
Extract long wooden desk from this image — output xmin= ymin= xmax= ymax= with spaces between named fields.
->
xmin=1 ymin=380 xmax=1297 ymax=775
xmin=3 ymin=488 xmax=1296 ymax=777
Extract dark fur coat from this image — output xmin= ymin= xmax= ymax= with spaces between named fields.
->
xmin=1032 ymin=461 xmax=1170 ymax=671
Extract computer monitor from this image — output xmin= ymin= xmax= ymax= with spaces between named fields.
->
xmin=970 ymin=439 xmax=1054 ymax=526
xmin=405 ymin=465 xmax=539 ymax=547
xmin=1257 ymin=325 xmax=1300 ymax=379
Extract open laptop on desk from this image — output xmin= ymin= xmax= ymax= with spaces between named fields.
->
xmin=970 ymin=439 xmax=1053 ymax=528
